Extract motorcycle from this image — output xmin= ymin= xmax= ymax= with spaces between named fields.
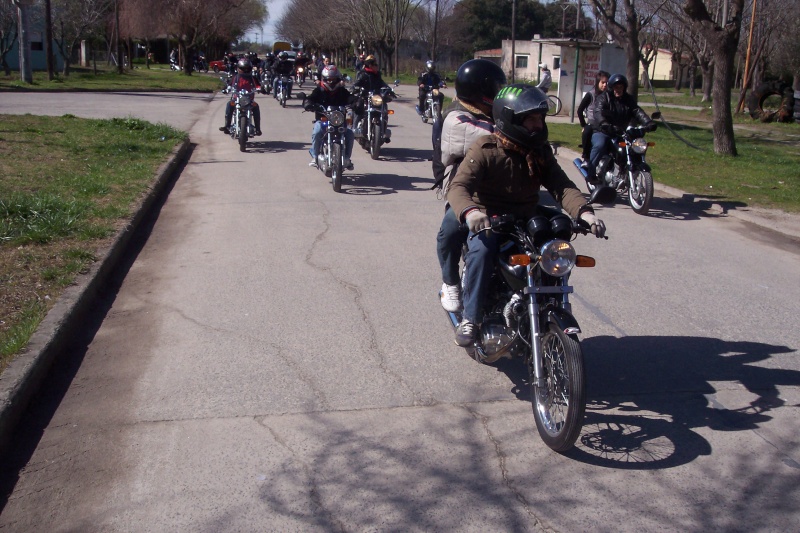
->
xmin=274 ymin=75 xmax=292 ymax=107
xmin=299 ymin=96 xmax=352 ymax=193
xmin=221 ymin=75 xmax=259 ymax=152
xmin=193 ymin=55 xmax=208 ymax=73
xmin=295 ymin=65 xmax=307 ymax=87
xmin=573 ymin=112 xmax=661 ymax=216
xmin=354 ymin=86 xmax=395 ymax=160
xmin=420 ymin=83 xmax=445 ymax=124
xmin=169 ymin=59 xmax=180 ymax=71
xmin=442 ymin=187 xmax=615 ymax=452
xmin=261 ymin=68 xmax=274 ymax=95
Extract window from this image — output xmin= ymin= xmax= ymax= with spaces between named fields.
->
xmin=515 ymin=55 xmax=528 ymax=69
xmin=553 ymin=56 xmax=561 ymax=70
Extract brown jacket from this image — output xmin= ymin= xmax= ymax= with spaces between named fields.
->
xmin=447 ymin=134 xmax=590 ymax=222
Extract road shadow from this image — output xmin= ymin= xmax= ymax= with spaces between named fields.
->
xmin=486 ymin=334 xmax=798 ymax=470
xmin=244 ymin=140 xmax=307 ymax=154
xmin=378 ymin=147 xmax=432 ymax=163
xmin=337 ymin=172 xmax=436 ymax=194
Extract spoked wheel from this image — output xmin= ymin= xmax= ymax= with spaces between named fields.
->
xmin=531 ymin=324 xmax=586 ymax=453
xmin=370 ymin=123 xmax=381 ymax=160
xmin=628 ymin=170 xmax=654 ymax=215
xmin=546 ymin=95 xmax=562 ymax=116
xmin=238 ymin=116 xmax=247 ymax=152
xmin=331 ymin=143 xmax=343 ymax=192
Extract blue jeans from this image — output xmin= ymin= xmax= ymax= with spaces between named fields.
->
xmin=436 ymin=206 xmax=468 ymax=286
xmin=310 ymin=121 xmax=354 ymax=159
xmin=273 ymin=77 xmax=293 ymax=97
xmin=588 ymin=131 xmax=612 ymax=178
xmin=461 ymin=229 xmax=500 ymax=324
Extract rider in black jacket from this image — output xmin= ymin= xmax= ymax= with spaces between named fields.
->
xmin=416 ymin=60 xmax=445 ymax=117
xmin=272 ymin=52 xmax=295 ymax=98
xmin=587 ymin=74 xmax=657 ymax=181
xmin=351 ymin=55 xmax=395 ymax=142
xmin=304 ymin=65 xmax=357 ymax=170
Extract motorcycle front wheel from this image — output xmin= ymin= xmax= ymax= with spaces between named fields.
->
xmin=370 ymin=123 xmax=381 ymax=160
xmin=628 ymin=170 xmax=654 ymax=215
xmin=238 ymin=116 xmax=247 ymax=152
xmin=280 ymin=88 xmax=287 ymax=107
xmin=331 ymin=143 xmax=343 ymax=193
xmin=532 ymin=324 xmax=586 ymax=453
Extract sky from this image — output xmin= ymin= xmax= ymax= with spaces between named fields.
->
xmin=246 ymin=0 xmax=291 ymax=45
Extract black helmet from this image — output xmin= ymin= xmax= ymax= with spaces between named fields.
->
xmin=425 ymin=60 xmax=435 ymax=72
xmin=455 ymin=59 xmax=507 ymax=107
xmin=492 ymin=84 xmax=550 ymax=149
xmin=237 ymin=58 xmax=252 ymax=73
xmin=278 ymin=51 xmax=288 ymax=60
xmin=608 ymin=73 xmax=628 ymax=90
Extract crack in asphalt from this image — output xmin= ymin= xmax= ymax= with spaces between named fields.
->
xmin=463 ymin=404 xmax=553 ymax=533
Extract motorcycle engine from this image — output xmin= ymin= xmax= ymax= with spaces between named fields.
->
xmin=478 ymin=317 xmax=517 ymax=360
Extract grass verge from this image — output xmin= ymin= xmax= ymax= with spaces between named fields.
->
xmin=0 ymin=114 xmax=186 ymax=373
xmin=0 ymin=66 xmax=222 ymax=92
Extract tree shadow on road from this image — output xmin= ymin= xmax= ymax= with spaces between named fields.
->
xmin=336 ymin=172 xmax=436 ymax=194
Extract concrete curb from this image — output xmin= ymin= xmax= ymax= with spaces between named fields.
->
xmin=553 ymin=144 xmax=800 ymax=240
xmin=0 ymin=138 xmax=191 ymax=455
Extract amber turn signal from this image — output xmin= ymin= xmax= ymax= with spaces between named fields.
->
xmin=509 ymin=254 xmax=531 ymax=266
xmin=575 ymin=255 xmax=595 ymax=267
xmin=388 ymin=110 xmax=395 ymax=115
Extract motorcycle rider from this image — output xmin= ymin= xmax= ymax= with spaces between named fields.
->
xmin=537 ymin=63 xmax=552 ymax=93
xmin=577 ymin=70 xmax=609 ymax=167
xmin=587 ymin=73 xmax=657 ymax=182
xmin=304 ymin=65 xmax=357 ymax=170
xmin=416 ymin=60 xmax=445 ymax=117
xmin=315 ymin=54 xmax=331 ymax=83
xmin=219 ymin=58 xmax=265 ymax=136
xmin=169 ymin=48 xmax=179 ymax=68
xmin=351 ymin=55 xmax=395 ymax=142
xmin=262 ymin=52 xmax=276 ymax=93
xmin=446 ymin=84 xmax=606 ymax=346
xmin=433 ymin=59 xmax=506 ymax=313
xmin=224 ymin=51 xmax=238 ymax=75
xmin=272 ymin=51 xmax=295 ymax=98
xmin=295 ymin=51 xmax=312 ymax=83
xmin=248 ymin=52 xmax=262 ymax=76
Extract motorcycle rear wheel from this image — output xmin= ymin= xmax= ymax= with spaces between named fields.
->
xmin=532 ymin=324 xmax=586 ymax=453
xmin=628 ymin=170 xmax=654 ymax=215
xmin=280 ymin=88 xmax=287 ymax=108
xmin=370 ymin=123 xmax=381 ymax=160
xmin=331 ymin=143 xmax=343 ymax=193
xmin=238 ymin=116 xmax=247 ymax=152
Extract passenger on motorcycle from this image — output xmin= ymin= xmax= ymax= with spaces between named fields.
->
xmin=432 ymin=59 xmax=506 ymax=313
xmin=577 ymin=70 xmax=609 ymax=166
xmin=446 ymin=85 xmax=606 ymax=346
xmin=219 ymin=58 xmax=265 ymax=136
xmin=272 ymin=52 xmax=295 ymax=97
xmin=304 ymin=65 xmax=357 ymax=170
xmin=351 ymin=55 xmax=395 ymax=141
xmin=587 ymin=73 xmax=657 ymax=182
xmin=416 ymin=60 xmax=445 ymax=117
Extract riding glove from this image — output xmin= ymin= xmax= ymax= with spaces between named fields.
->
xmin=465 ymin=209 xmax=491 ymax=234
xmin=579 ymin=212 xmax=606 ymax=238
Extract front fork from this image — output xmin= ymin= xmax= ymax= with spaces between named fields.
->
xmin=526 ymin=265 xmax=545 ymax=388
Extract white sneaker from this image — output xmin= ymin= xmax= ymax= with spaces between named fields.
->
xmin=440 ymin=283 xmax=462 ymax=312
xmin=309 ymin=158 xmax=318 ymax=167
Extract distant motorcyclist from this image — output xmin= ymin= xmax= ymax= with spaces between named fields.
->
xmin=248 ymin=52 xmax=262 ymax=76
xmin=432 ymin=59 xmax=506 ymax=313
xmin=315 ymin=54 xmax=331 ymax=83
xmin=351 ymin=55 xmax=395 ymax=142
xmin=272 ymin=51 xmax=295 ymax=98
xmin=223 ymin=52 xmax=238 ymax=75
xmin=416 ymin=60 xmax=445 ymax=117
xmin=219 ymin=58 xmax=265 ymax=136
xmin=576 ymin=70 xmax=609 ymax=168
xmin=587 ymin=73 xmax=657 ymax=182
xmin=295 ymin=51 xmax=312 ymax=82
xmin=304 ymin=65 xmax=357 ymax=170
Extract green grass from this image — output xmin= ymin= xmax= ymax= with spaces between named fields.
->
xmin=0 ymin=66 xmax=222 ymax=92
xmin=0 ymin=114 xmax=186 ymax=373
xmin=548 ymin=120 xmax=800 ymax=213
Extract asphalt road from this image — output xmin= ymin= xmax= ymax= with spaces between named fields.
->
xmin=1 ymin=88 xmax=799 ymax=532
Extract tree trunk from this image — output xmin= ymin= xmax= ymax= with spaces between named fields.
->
xmin=701 ymin=63 xmax=712 ymax=102
xmin=711 ymin=47 xmax=736 ymax=155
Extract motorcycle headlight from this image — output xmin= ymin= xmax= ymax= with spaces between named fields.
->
xmin=328 ymin=110 xmax=345 ymax=127
xmin=433 ymin=88 xmax=439 ymax=96
xmin=297 ymin=67 xmax=303 ymax=73
xmin=539 ymin=240 xmax=576 ymax=277
xmin=631 ymin=137 xmax=648 ymax=154
xmin=371 ymin=94 xmax=384 ymax=106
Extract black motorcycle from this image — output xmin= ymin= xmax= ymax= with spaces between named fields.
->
xmin=299 ymin=96 xmax=352 ymax=193
xmin=574 ymin=112 xmax=661 ymax=215
xmin=443 ymin=187 xmax=615 ymax=452
xmin=354 ymin=86 xmax=394 ymax=160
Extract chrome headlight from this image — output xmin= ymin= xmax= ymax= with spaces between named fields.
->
xmin=631 ymin=137 xmax=648 ymax=154
xmin=297 ymin=67 xmax=303 ymax=73
xmin=328 ymin=110 xmax=345 ymax=127
xmin=239 ymin=92 xmax=253 ymax=106
xmin=432 ymin=88 xmax=440 ymax=96
xmin=539 ymin=240 xmax=576 ymax=277
xmin=370 ymin=94 xmax=384 ymax=106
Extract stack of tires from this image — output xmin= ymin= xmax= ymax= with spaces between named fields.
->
xmin=747 ymin=81 xmax=797 ymax=123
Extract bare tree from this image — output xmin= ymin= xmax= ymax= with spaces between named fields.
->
xmin=0 ymin=1 xmax=17 ymax=75
xmin=51 ymin=0 xmax=112 ymax=74
xmin=682 ymin=0 xmax=745 ymax=156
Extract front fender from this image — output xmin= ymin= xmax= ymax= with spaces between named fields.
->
xmin=544 ymin=307 xmax=581 ymax=335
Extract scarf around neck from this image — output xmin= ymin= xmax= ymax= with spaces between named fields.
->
xmin=494 ymin=131 xmax=546 ymax=176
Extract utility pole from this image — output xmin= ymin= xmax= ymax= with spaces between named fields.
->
xmin=12 ymin=0 xmax=33 ymax=83
xmin=511 ymin=0 xmax=516 ymax=83
xmin=44 ymin=0 xmax=54 ymax=80
xmin=394 ymin=0 xmax=400 ymax=77
xmin=432 ymin=0 xmax=440 ymax=63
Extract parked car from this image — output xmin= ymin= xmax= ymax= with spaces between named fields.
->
xmin=209 ymin=59 xmax=226 ymax=73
